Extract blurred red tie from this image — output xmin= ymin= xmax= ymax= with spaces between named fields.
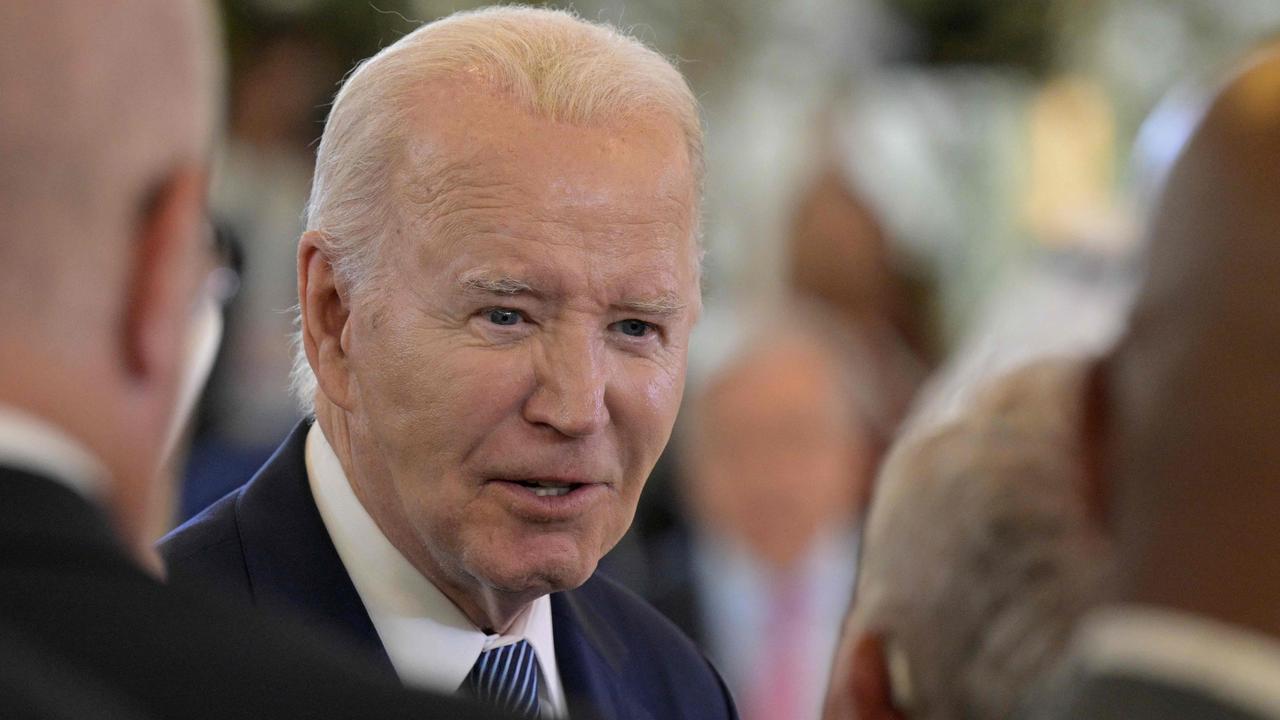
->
xmin=744 ymin=579 xmax=807 ymax=720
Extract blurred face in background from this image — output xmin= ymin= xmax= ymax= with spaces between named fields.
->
xmin=687 ymin=336 xmax=869 ymax=569
xmin=328 ymin=83 xmax=701 ymax=625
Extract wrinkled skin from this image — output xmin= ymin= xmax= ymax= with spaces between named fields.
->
xmin=305 ymin=80 xmax=700 ymax=631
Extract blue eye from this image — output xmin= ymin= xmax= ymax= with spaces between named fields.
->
xmin=615 ymin=319 xmax=652 ymax=337
xmin=487 ymin=308 xmax=522 ymax=326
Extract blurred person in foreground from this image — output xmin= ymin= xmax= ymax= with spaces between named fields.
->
xmin=822 ymin=358 xmax=1112 ymax=720
xmin=1026 ymin=42 xmax=1280 ymax=720
xmin=0 ymin=2 xmax=500 ymax=718
xmin=161 ymin=6 xmax=735 ymax=719
xmin=659 ymin=299 xmax=882 ymax=720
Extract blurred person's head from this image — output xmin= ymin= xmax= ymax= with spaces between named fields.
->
xmin=786 ymin=159 xmax=935 ymax=437
xmin=825 ymin=358 xmax=1112 ymax=720
xmin=681 ymin=298 xmax=882 ymax=569
xmin=1088 ymin=43 xmax=1280 ymax=637
xmin=789 ymin=163 xmax=894 ymax=325
xmin=292 ymin=6 xmax=702 ymax=632
xmin=0 ymin=0 xmax=221 ymax=566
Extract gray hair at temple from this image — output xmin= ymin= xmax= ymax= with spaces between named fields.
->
xmin=842 ymin=357 xmax=1112 ymax=720
xmin=290 ymin=5 xmax=703 ymax=412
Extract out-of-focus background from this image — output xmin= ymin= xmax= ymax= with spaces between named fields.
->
xmin=184 ymin=2 xmax=1280 ymax=718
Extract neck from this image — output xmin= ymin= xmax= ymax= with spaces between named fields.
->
xmin=314 ymin=398 xmax=535 ymax=632
xmin=0 ymin=342 xmax=114 ymax=478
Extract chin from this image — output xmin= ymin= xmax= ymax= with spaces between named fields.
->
xmin=481 ymin=550 xmax=598 ymax=597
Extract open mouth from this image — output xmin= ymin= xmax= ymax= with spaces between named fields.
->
xmin=488 ymin=477 xmax=606 ymax=518
xmin=512 ymin=480 xmax=575 ymax=497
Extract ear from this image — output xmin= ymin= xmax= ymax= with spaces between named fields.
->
xmin=1080 ymin=356 xmax=1111 ymax=529
xmin=123 ymin=166 xmax=207 ymax=384
xmin=851 ymin=633 xmax=908 ymax=720
xmin=298 ymin=231 xmax=353 ymax=409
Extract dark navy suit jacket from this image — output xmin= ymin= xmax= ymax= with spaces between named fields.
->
xmin=160 ymin=422 xmax=738 ymax=720
xmin=0 ymin=466 xmax=498 ymax=720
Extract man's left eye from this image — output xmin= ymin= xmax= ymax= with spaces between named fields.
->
xmin=486 ymin=308 xmax=523 ymax=326
xmin=613 ymin=319 xmax=653 ymax=337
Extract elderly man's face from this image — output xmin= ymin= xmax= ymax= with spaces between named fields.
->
xmin=338 ymin=83 xmax=699 ymax=616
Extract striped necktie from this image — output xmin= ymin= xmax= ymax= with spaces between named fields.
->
xmin=462 ymin=639 xmax=542 ymax=718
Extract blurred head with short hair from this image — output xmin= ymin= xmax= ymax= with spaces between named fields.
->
xmin=677 ymin=296 xmax=883 ymax=720
xmin=0 ymin=0 xmax=220 ymax=564
xmin=1012 ymin=43 xmax=1280 ymax=720
xmin=681 ymin=297 xmax=881 ymax=569
xmin=1094 ymin=43 xmax=1280 ymax=634
xmin=824 ymin=357 xmax=1112 ymax=720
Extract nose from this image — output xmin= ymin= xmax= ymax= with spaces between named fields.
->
xmin=523 ymin=326 xmax=611 ymax=438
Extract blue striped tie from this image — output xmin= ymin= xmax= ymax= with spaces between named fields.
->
xmin=463 ymin=639 xmax=541 ymax=718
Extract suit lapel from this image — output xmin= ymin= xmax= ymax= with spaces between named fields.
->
xmin=234 ymin=421 xmax=396 ymax=676
xmin=552 ymin=589 xmax=656 ymax=720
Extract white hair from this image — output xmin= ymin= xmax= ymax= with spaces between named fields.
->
xmin=290 ymin=5 xmax=703 ymax=412
xmin=847 ymin=356 xmax=1111 ymax=720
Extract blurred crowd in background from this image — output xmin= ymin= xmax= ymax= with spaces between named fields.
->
xmin=181 ymin=2 xmax=1280 ymax=719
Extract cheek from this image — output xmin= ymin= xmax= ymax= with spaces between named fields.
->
xmin=621 ymin=359 xmax=686 ymax=440
xmin=360 ymin=333 xmax=523 ymax=441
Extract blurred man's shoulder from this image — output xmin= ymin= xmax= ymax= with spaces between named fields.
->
xmin=0 ymin=474 xmax=495 ymax=720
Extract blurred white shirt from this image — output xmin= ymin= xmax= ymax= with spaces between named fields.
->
xmin=0 ymin=405 xmax=106 ymax=499
xmin=693 ymin=524 xmax=858 ymax=720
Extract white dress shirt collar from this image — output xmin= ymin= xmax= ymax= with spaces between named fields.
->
xmin=0 ymin=404 xmax=108 ymax=500
xmin=305 ymin=422 xmax=566 ymax=717
xmin=1074 ymin=604 xmax=1280 ymax=718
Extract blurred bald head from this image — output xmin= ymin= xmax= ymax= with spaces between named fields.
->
xmin=0 ymin=0 xmax=220 ymax=564
xmin=1102 ymin=44 xmax=1280 ymax=632
xmin=0 ymin=0 xmax=219 ymax=341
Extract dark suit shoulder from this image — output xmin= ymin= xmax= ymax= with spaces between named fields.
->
xmin=567 ymin=573 xmax=738 ymax=720
xmin=158 ymin=487 xmax=252 ymax=600
xmin=0 ymin=471 xmax=499 ymax=720
xmin=0 ymin=617 xmax=154 ymax=720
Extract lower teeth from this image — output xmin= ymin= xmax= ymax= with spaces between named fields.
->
xmin=532 ymin=486 xmax=571 ymax=497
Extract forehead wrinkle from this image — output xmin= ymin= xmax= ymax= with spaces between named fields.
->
xmin=404 ymin=181 xmax=531 ymax=277
xmin=400 ymin=140 xmax=696 ymax=255
xmin=399 ymin=137 xmax=529 ymax=232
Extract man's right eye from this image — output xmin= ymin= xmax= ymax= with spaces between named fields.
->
xmin=485 ymin=308 xmax=522 ymax=326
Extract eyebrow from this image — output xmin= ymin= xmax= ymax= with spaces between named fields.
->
xmin=617 ymin=293 xmax=688 ymax=317
xmin=457 ymin=270 xmax=687 ymax=316
xmin=458 ymin=271 xmax=543 ymax=297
